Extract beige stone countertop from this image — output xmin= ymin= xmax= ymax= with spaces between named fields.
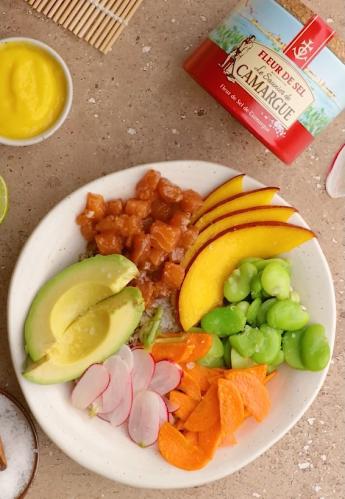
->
xmin=0 ymin=0 xmax=344 ymax=497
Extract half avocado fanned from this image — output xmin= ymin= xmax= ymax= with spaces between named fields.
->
xmin=23 ymin=287 xmax=144 ymax=384
xmin=24 ymin=254 xmax=138 ymax=361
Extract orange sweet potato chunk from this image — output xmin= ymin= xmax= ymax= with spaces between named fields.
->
xmin=218 ymin=378 xmax=244 ymax=436
xmin=198 ymin=421 xmax=222 ymax=459
xmin=225 ymin=372 xmax=271 ymax=422
xmin=169 ymin=391 xmax=198 ymax=421
xmin=158 ymin=423 xmax=209 ymax=471
xmin=184 ymin=383 xmax=219 ymax=432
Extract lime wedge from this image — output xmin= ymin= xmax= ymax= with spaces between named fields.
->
xmin=0 ymin=176 xmax=8 ymax=224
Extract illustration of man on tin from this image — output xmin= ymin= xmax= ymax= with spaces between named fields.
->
xmin=220 ymin=35 xmax=256 ymax=80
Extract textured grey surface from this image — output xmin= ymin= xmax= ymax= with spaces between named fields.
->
xmin=0 ymin=0 xmax=344 ymax=498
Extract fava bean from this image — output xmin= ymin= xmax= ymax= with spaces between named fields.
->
xmin=230 ymin=325 xmax=263 ymax=358
xmin=267 ymin=349 xmax=284 ymax=374
xmin=201 ymin=306 xmax=246 ymax=337
xmin=257 ymin=298 xmax=277 ymax=326
xmin=198 ymin=334 xmax=224 ymax=367
xmin=252 ymin=325 xmax=282 ymax=365
xmin=231 ymin=347 xmax=256 ymax=369
xmin=283 ymin=329 xmax=305 ymax=369
xmin=240 ymin=262 xmax=258 ymax=281
xmin=261 ymin=262 xmax=291 ymax=300
xmin=251 ymin=274 xmax=263 ymax=299
xmin=267 ymin=300 xmax=309 ymax=331
xmin=240 ymin=257 xmax=263 ymax=266
xmin=235 ymin=301 xmax=250 ymax=316
xmin=224 ymin=268 xmax=250 ymax=303
xmin=254 ymin=258 xmax=291 ymax=273
xmin=247 ymin=298 xmax=262 ymax=326
xmin=198 ymin=355 xmax=225 ymax=368
xmin=301 ymin=324 xmax=330 ymax=371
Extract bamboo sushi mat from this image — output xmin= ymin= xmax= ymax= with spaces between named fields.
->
xmin=25 ymin=0 xmax=144 ymax=54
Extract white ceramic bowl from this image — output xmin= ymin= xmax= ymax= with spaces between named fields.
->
xmin=7 ymin=161 xmax=336 ymax=488
xmin=0 ymin=37 xmax=73 ymax=147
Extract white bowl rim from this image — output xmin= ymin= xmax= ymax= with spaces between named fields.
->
xmin=7 ymin=160 xmax=337 ymax=488
xmin=0 ymin=37 xmax=73 ymax=147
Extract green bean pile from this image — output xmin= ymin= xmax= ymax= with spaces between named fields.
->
xmin=196 ymin=257 xmax=331 ymax=373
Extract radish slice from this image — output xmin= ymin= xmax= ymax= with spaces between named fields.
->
xmin=102 ymin=357 xmax=130 ymax=413
xmin=131 ymin=349 xmax=155 ymax=393
xmin=128 ymin=390 xmax=161 ymax=447
xmin=148 ymin=360 xmax=182 ymax=396
xmin=168 ymin=413 xmax=175 ymax=425
xmin=158 ymin=395 xmax=168 ymax=425
xmin=71 ymin=364 xmax=110 ymax=410
xmin=116 ymin=345 xmax=134 ymax=372
xmin=109 ymin=378 xmax=133 ymax=427
xmin=89 ymin=395 xmax=104 ymax=416
xmin=326 ymin=143 xmax=345 ymax=198
xmin=163 ymin=396 xmax=180 ymax=413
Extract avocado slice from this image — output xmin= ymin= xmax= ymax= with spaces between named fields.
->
xmin=25 ymin=254 xmax=138 ymax=361
xmin=23 ymin=287 xmax=144 ymax=384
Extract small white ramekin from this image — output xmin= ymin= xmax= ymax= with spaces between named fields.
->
xmin=0 ymin=37 xmax=73 ymax=147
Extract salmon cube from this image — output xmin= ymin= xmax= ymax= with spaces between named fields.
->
xmin=162 ymin=262 xmax=185 ymax=289
xmin=150 ymin=221 xmax=181 ymax=253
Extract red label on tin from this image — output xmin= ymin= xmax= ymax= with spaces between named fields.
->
xmin=283 ymin=15 xmax=335 ymax=69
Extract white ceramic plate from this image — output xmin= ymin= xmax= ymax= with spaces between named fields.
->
xmin=8 ymin=161 xmax=336 ymax=489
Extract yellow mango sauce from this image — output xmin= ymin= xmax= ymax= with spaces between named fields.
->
xmin=0 ymin=41 xmax=67 ymax=140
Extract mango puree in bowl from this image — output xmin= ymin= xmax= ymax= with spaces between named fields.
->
xmin=0 ymin=39 xmax=72 ymax=145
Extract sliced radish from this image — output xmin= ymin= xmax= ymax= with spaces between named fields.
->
xmin=71 ymin=364 xmax=110 ymax=410
xmin=168 ymin=413 xmax=175 ymax=425
xmin=326 ymin=143 xmax=345 ymax=198
xmin=148 ymin=360 xmax=182 ymax=396
xmin=128 ymin=390 xmax=161 ymax=447
xmin=158 ymin=395 xmax=168 ymax=425
xmin=131 ymin=349 xmax=155 ymax=393
xmin=163 ymin=396 xmax=180 ymax=413
xmin=89 ymin=395 xmax=104 ymax=416
xmin=109 ymin=381 xmax=133 ymax=427
xmin=102 ymin=357 xmax=130 ymax=413
xmin=116 ymin=345 xmax=134 ymax=372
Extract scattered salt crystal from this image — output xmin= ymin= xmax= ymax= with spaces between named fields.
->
xmin=332 ymin=238 xmax=338 ymax=244
xmin=319 ymin=420 xmax=325 ymax=425
xmin=200 ymin=15 xmax=207 ymax=22
xmin=127 ymin=128 xmax=137 ymax=135
xmin=304 ymin=445 xmax=309 ymax=451
xmin=253 ymin=493 xmax=261 ymax=498
xmin=0 ymin=394 xmax=37 ymax=499
xmin=88 ymin=97 xmax=96 ymax=104
xmin=298 ymin=462 xmax=311 ymax=470
xmin=94 ymin=114 xmax=99 ymax=118
xmin=171 ymin=128 xmax=178 ymax=135
xmin=171 ymin=18 xmax=176 ymax=23
xmin=308 ymin=418 xmax=315 ymax=425
xmin=85 ymin=210 xmax=95 ymax=218
xmin=308 ymin=439 xmax=313 ymax=444
xmin=321 ymin=454 xmax=327 ymax=461
xmin=327 ymin=18 xmax=334 ymax=24
xmin=313 ymin=485 xmax=322 ymax=492
xmin=316 ymin=183 xmax=322 ymax=189
xmin=142 ymin=46 xmax=151 ymax=53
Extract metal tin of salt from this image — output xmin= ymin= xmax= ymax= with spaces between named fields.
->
xmin=184 ymin=0 xmax=345 ymax=164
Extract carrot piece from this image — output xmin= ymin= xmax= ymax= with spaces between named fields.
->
xmin=264 ymin=371 xmax=278 ymax=384
xmin=183 ymin=431 xmax=199 ymax=446
xmin=184 ymin=383 xmax=219 ymax=432
xmin=198 ymin=421 xmax=222 ymax=459
xmin=183 ymin=333 xmax=213 ymax=362
xmin=224 ymin=365 xmax=267 ymax=383
xmin=225 ymin=372 xmax=271 ymax=422
xmin=218 ymin=378 xmax=245 ymax=436
xmin=220 ymin=432 xmax=237 ymax=447
xmin=244 ymin=408 xmax=250 ymax=419
xmin=151 ymin=342 xmax=193 ymax=363
xmin=180 ymin=363 xmax=210 ymax=394
xmin=179 ymin=371 xmax=202 ymax=401
xmin=158 ymin=423 xmax=209 ymax=471
xmin=169 ymin=391 xmax=199 ymax=421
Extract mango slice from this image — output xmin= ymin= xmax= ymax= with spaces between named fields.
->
xmin=195 ymin=187 xmax=279 ymax=231
xmin=178 ymin=222 xmax=315 ymax=331
xmin=192 ymin=174 xmax=245 ymax=222
xmin=182 ymin=205 xmax=296 ymax=268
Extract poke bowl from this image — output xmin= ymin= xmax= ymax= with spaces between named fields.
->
xmin=8 ymin=160 xmax=336 ymax=488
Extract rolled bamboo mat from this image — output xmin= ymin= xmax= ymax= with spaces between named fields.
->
xmin=25 ymin=0 xmax=144 ymax=54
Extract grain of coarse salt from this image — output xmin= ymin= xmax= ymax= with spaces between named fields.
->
xmin=0 ymin=394 xmax=37 ymax=499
